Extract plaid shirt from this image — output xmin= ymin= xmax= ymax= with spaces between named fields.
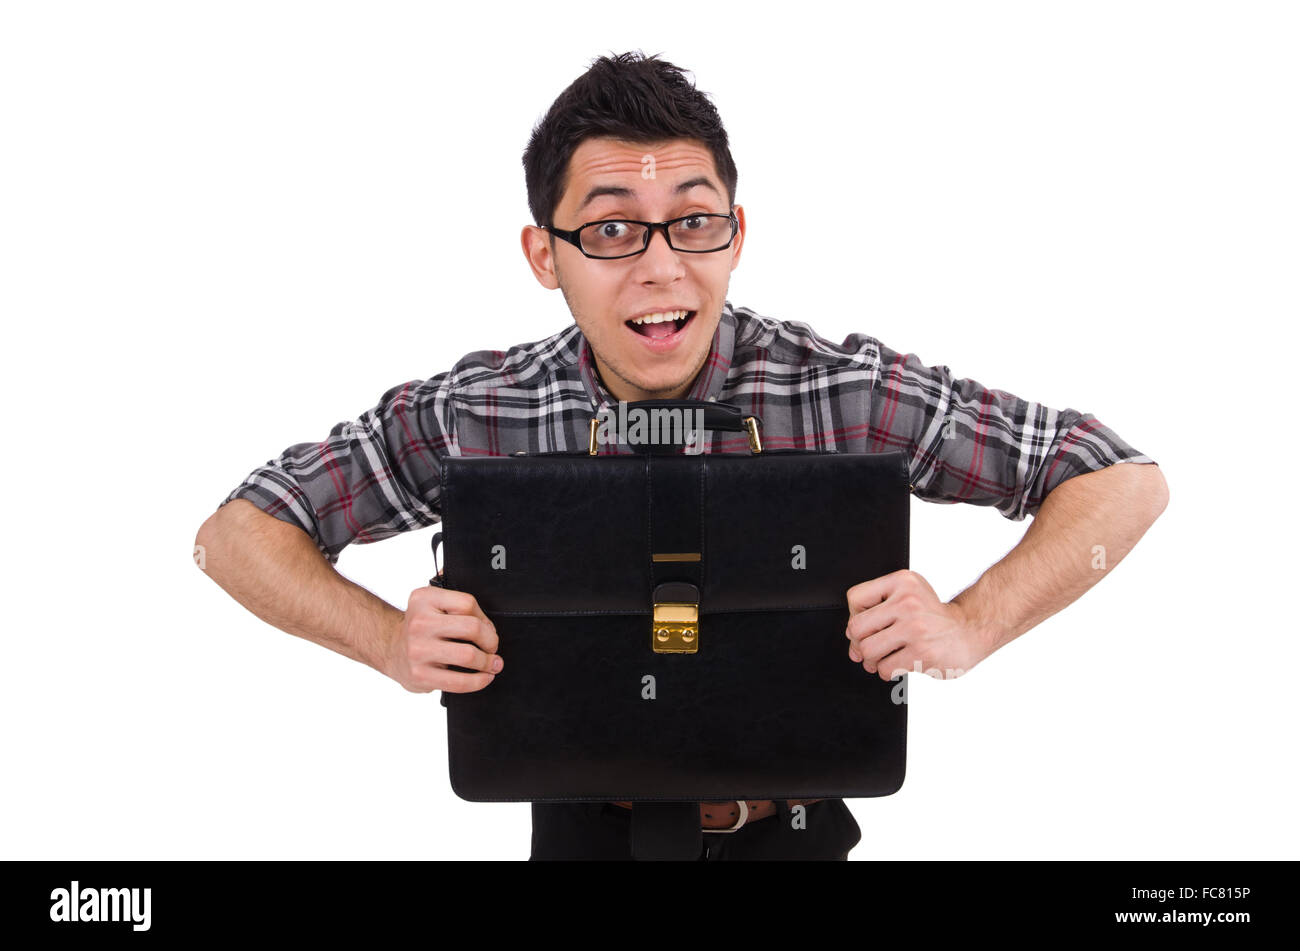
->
xmin=222 ymin=300 xmax=1156 ymax=565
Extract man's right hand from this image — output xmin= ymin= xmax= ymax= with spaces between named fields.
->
xmin=385 ymin=586 xmax=502 ymax=694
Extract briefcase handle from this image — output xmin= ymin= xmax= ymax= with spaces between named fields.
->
xmin=430 ymin=401 xmax=762 ymax=582
xmin=587 ymin=399 xmax=762 ymax=455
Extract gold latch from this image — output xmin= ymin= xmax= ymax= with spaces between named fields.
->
xmin=652 ymin=601 xmax=699 ymax=654
xmin=651 ymin=581 xmax=701 ymax=654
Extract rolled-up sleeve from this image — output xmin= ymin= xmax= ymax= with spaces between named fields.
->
xmin=219 ymin=374 xmax=457 ymax=563
xmin=866 ymin=341 xmax=1157 ymax=520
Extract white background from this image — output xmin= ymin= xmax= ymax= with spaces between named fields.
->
xmin=2 ymin=1 xmax=1296 ymax=860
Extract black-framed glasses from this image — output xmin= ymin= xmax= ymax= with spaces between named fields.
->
xmin=544 ymin=212 xmax=738 ymax=260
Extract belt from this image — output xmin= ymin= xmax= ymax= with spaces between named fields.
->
xmin=611 ymin=799 xmax=825 ymax=832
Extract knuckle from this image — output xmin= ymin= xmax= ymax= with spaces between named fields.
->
xmin=433 ymin=613 xmax=472 ymax=641
xmin=402 ymin=674 xmax=433 ymax=694
xmin=447 ymin=590 xmax=476 ymax=614
xmin=407 ymin=622 xmax=439 ymax=648
xmin=406 ymin=601 xmax=440 ymax=627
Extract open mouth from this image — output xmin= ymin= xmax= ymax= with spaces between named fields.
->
xmin=626 ymin=309 xmax=696 ymax=340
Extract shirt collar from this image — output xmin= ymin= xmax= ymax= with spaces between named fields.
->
xmin=577 ymin=300 xmax=736 ymax=408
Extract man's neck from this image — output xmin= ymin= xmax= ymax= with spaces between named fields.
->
xmin=599 ymin=372 xmax=695 ymax=404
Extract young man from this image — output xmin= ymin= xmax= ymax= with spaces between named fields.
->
xmin=196 ymin=52 xmax=1168 ymax=861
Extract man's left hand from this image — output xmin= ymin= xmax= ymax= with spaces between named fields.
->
xmin=845 ymin=569 xmax=995 ymax=681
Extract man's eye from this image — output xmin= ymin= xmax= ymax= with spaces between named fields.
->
xmin=680 ymin=216 xmax=705 ymax=230
xmin=597 ymin=222 xmax=628 ymax=239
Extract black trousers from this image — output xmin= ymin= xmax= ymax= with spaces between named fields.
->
xmin=529 ymin=799 xmax=863 ymax=861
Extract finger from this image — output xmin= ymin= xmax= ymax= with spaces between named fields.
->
xmin=410 ymin=611 xmax=501 ymax=656
xmin=846 ymin=569 xmax=911 ymax=614
xmin=407 ymin=585 xmax=496 ymax=631
xmin=428 ymin=587 xmax=496 ymax=629
xmin=858 ymin=625 xmax=909 ymax=672
xmin=877 ymin=649 xmax=915 ymax=682
xmin=430 ymin=668 xmax=498 ymax=694
xmin=846 ymin=601 xmax=899 ymax=641
xmin=425 ymin=639 xmax=503 ymax=675
xmin=848 ymin=645 xmax=862 ymax=663
xmin=444 ymin=618 xmax=500 ymax=656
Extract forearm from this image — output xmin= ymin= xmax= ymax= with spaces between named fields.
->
xmin=195 ymin=499 xmax=404 ymax=676
xmin=950 ymin=462 xmax=1169 ymax=653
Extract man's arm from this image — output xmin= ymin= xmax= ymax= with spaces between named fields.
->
xmin=196 ymin=498 xmax=405 ymax=675
xmin=197 ymin=499 xmax=501 ymax=692
xmin=219 ymin=376 xmax=454 ymax=566
xmin=949 ymin=461 xmax=1169 ymax=655
xmin=846 ymin=462 xmax=1168 ymax=678
xmin=843 ymin=338 xmax=1165 ymax=676
xmin=199 ymin=373 xmax=502 ymax=692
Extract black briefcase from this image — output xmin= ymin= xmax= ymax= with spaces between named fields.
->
xmin=436 ymin=400 xmax=911 ymax=804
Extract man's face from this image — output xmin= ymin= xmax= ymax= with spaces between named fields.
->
xmin=521 ymin=137 xmax=745 ymax=402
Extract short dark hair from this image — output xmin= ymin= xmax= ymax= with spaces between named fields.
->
xmin=523 ymin=51 xmax=739 ymax=229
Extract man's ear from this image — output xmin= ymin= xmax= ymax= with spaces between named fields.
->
xmin=728 ymin=204 xmax=747 ymax=273
xmin=521 ymin=225 xmax=560 ymax=290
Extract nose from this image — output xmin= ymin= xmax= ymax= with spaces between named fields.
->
xmin=630 ymin=225 xmax=686 ymax=284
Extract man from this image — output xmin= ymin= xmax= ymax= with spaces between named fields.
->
xmin=196 ymin=51 xmax=1168 ymax=861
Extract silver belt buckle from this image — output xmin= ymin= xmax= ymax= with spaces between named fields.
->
xmin=704 ymin=800 xmax=748 ymax=834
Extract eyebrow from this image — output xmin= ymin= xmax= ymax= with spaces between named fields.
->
xmin=575 ymin=176 xmax=723 ymax=214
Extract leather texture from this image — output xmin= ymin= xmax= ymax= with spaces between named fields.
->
xmin=438 ymin=426 xmax=911 ymax=802
xmin=440 ymin=453 xmax=909 ymax=615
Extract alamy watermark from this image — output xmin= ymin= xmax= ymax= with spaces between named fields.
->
xmin=50 ymin=881 xmax=151 ymax=932
xmin=593 ymin=401 xmax=707 ymax=454
xmin=887 ymin=660 xmax=967 ymax=705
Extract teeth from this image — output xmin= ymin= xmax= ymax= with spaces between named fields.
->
xmin=630 ymin=310 xmax=689 ymax=325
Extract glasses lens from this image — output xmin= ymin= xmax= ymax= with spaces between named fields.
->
xmin=580 ymin=221 xmax=648 ymax=258
xmin=668 ymin=214 xmax=735 ymax=252
xmin=576 ymin=215 xmax=736 ymax=257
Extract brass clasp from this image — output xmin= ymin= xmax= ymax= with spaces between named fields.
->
xmin=651 ymin=581 xmax=700 ymax=654
xmin=652 ymin=601 xmax=699 ymax=654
